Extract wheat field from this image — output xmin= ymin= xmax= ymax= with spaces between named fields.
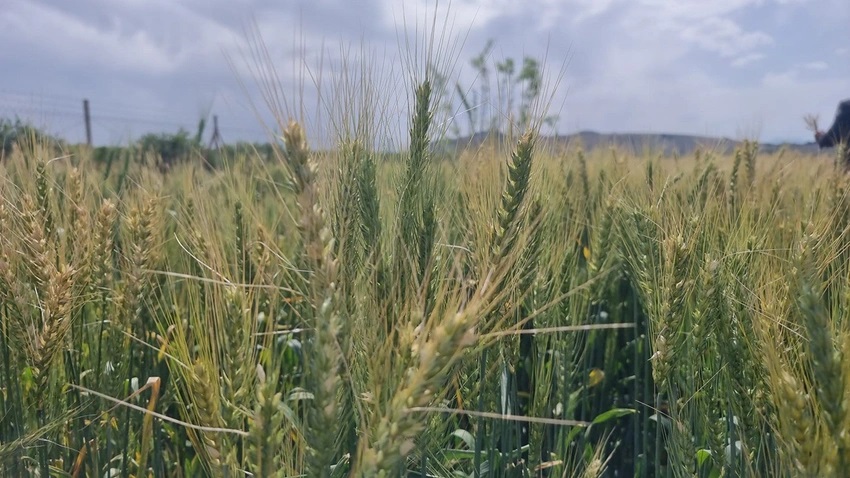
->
xmin=3 ymin=29 xmax=850 ymax=478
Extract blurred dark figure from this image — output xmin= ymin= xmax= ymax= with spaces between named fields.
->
xmin=815 ymin=99 xmax=850 ymax=166
xmin=816 ymin=99 xmax=850 ymax=147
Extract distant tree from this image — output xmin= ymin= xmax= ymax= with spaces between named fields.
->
xmin=136 ymin=117 xmax=209 ymax=170
xmin=137 ymin=129 xmax=196 ymax=169
xmin=0 ymin=117 xmax=63 ymax=159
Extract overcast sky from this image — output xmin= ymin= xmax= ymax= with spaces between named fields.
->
xmin=2 ymin=0 xmax=848 ymax=146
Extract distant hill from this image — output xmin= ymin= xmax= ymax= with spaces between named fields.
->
xmin=438 ymin=130 xmax=823 ymax=156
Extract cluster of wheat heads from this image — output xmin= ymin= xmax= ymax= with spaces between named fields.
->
xmin=7 ymin=22 xmax=850 ymax=478
xmin=0 ymin=45 xmax=604 ymax=477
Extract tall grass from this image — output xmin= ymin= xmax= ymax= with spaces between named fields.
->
xmin=4 ymin=17 xmax=850 ymax=478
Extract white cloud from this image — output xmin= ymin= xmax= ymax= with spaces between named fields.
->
xmin=762 ymin=70 xmax=798 ymax=88
xmin=731 ymin=53 xmax=765 ymax=67
xmin=377 ymin=0 xmax=631 ymax=38
xmin=566 ymin=63 xmax=844 ymax=142
xmin=380 ymin=0 xmax=505 ymax=33
xmin=678 ymin=17 xmax=772 ymax=57
xmin=567 ymin=0 xmax=618 ymax=24
xmin=632 ymin=0 xmax=765 ymax=21
xmin=550 ymin=0 xmax=844 ymax=142
xmin=605 ymin=0 xmax=775 ymax=69
xmin=801 ymin=61 xmax=828 ymax=70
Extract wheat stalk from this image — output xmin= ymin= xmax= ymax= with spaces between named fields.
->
xmin=282 ymin=120 xmax=344 ymax=477
xmin=353 ymin=292 xmax=481 ymax=477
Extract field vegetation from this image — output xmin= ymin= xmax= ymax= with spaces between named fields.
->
xmin=2 ymin=21 xmax=850 ymax=478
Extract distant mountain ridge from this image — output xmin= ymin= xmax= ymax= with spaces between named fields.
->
xmin=439 ymin=130 xmax=823 ymax=156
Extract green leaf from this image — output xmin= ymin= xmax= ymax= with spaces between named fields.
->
xmin=442 ymin=449 xmax=476 ymax=461
xmin=592 ymin=408 xmax=636 ymax=425
xmin=583 ymin=443 xmax=593 ymax=463
xmin=565 ymin=423 xmax=584 ymax=446
xmin=451 ymin=429 xmax=475 ymax=450
xmin=696 ymin=449 xmax=712 ymax=467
